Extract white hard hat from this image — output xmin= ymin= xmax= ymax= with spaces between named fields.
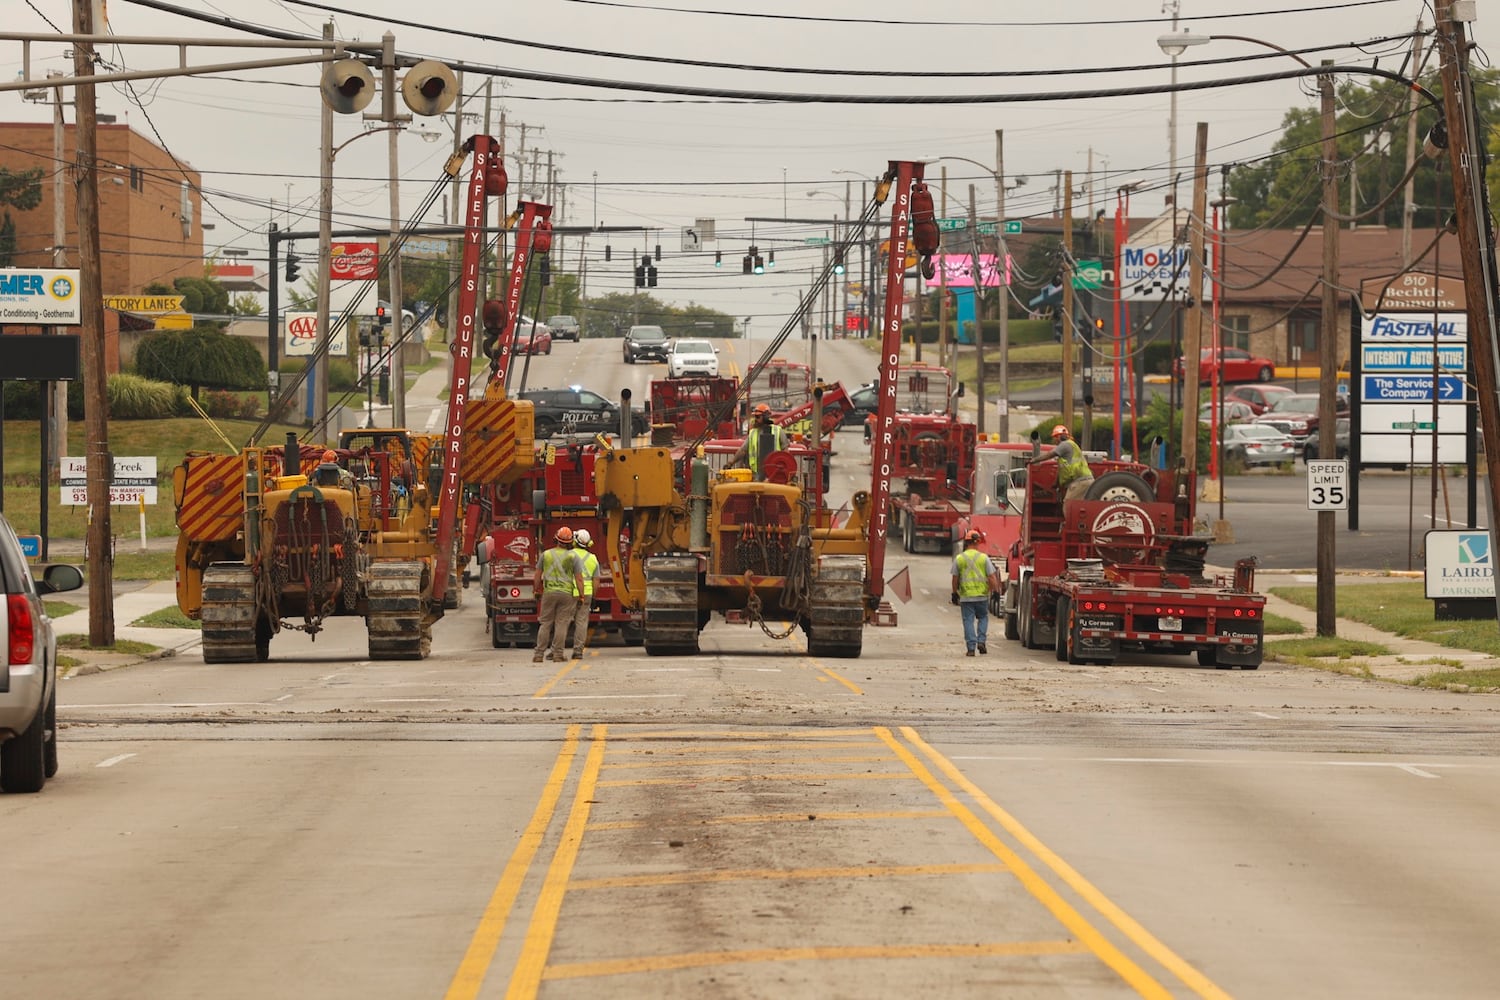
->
xmin=574 ymin=528 xmax=593 ymax=548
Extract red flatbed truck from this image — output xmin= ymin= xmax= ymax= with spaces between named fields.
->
xmin=1002 ymin=455 xmax=1265 ymax=668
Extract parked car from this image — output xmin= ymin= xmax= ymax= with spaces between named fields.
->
xmin=1227 ymin=383 xmax=1296 ymax=415
xmin=1223 ymin=423 xmax=1298 ymax=467
xmin=1198 ymin=399 xmax=1256 ymax=424
xmin=1302 ymin=417 xmax=1351 ymax=461
xmin=1 ymin=513 xmax=84 ymax=794
xmin=547 ymin=315 xmax=581 ymax=341
xmin=519 ymin=386 xmax=650 ymax=439
xmin=1253 ymin=392 xmax=1349 ymax=445
xmin=514 ymin=326 xmax=553 ymax=355
xmin=667 ymin=339 xmax=719 ymax=378
xmin=1174 ymin=347 xmax=1277 ymax=386
xmin=623 ymin=324 xmax=671 ymax=364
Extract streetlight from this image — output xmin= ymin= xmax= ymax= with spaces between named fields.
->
xmin=1156 ymin=30 xmax=1342 ymax=636
xmin=923 ymin=152 xmax=1027 ymax=440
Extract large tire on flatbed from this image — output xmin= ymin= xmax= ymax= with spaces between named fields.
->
xmin=806 ymin=555 xmax=864 ymax=658
xmin=643 ymin=556 xmax=700 ymax=655
xmin=201 ymin=563 xmax=260 ymax=663
xmin=1085 ymin=471 xmax=1155 ymax=504
xmin=367 ymin=560 xmax=431 ymax=660
xmin=1018 ymin=577 xmax=1041 ymax=650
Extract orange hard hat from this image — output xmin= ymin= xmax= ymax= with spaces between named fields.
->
xmin=555 ymin=526 xmax=574 ymax=544
xmin=965 ymin=529 xmax=983 ymax=544
xmin=1051 ymin=425 xmax=1069 ymax=439
xmin=754 ymin=403 xmax=772 ymax=415
xmin=322 ymin=449 xmax=337 ymax=462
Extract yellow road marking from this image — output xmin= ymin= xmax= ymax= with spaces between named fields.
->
xmin=571 ymin=861 xmax=1008 ymax=892
xmin=610 ymin=739 xmax=883 ymax=755
xmin=505 ymin=724 xmax=608 ymax=1000
xmin=586 ymin=808 xmax=950 ymax=831
xmin=602 ymin=754 xmax=897 ymax=771
xmin=876 ymin=727 xmax=1174 ymax=999
xmin=542 ymin=939 xmax=1090 ymax=982
xmin=607 ymin=728 xmax=876 ymax=741
xmin=816 ymin=664 xmax=863 ymax=694
xmin=443 ymin=725 xmax=582 ymax=1000
xmin=597 ymin=770 xmax=911 ymax=788
xmin=531 ymin=662 xmax=577 ymax=698
xmin=901 ymin=726 xmax=1234 ymax=1000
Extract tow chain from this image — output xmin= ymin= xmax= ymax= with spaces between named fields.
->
xmin=744 ymin=590 xmax=799 ymax=640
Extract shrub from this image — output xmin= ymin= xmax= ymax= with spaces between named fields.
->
xmin=134 ymin=329 xmax=267 ymax=394
xmin=0 ymin=379 xmax=85 ymax=420
xmin=107 ymin=373 xmax=185 ymax=419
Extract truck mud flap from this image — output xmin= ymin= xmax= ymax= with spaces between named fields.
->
xmin=1212 ymin=625 xmax=1263 ymax=669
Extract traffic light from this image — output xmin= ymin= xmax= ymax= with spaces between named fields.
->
xmin=635 ymin=254 xmax=649 ymax=288
xmin=654 ymin=244 xmax=661 ymax=262
xmin=833 ymin=248 xmax=845 ymax=275
xmin=742 ymin=253 xmax=753 ymax=275
xmin=753 ymin=253 xmax=765 ymax=275
xmin=714 ymin=250 xmax=722 ymax=268
xmin=539 ymin=255 xmax=552 ymax=286
xmin=285 ymin=250 xmax=301 ymax=283
xmin=768 ymin=250 xmax=776 ymax=268
xmin=604 ymin=244 xmax=612 ymax=262
xmin=647 ymin=265 xmax=658 ymax=288
xmin=375 ymin=304 xmax=390 ymax=329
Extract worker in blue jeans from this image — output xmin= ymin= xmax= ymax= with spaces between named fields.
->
xmin=952 ymin=529 xmax=1001 ymax=656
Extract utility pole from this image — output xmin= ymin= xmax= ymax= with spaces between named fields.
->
xmin=1061 ymin=171 xmax=1075 ymax=430
xmin=1433 ymin=0 xmax=1500 ymax=633
xmin=49 ymin=74 xmax=69 ymax=474
xmin=72 ymin=0 xmax=113 ymax=646
xmin=380 ymin=32 xmax=407 ymax=428
xmin=996 ymin=129 xmax=1011 ymax=442
xmin=313 ymin=21 xmax=334 ymax=435
xmin=842 ymin=179 xmax=851 ymax=340
xmin=1316 ymin=64 xmax=1340 ymax=637
xmin=1401 ymin=23 xmax=1425 ymax=265
xmin=1178 ymin=123 xmax=1210 ymax=477
xmin=969 ymin=183 xmax=987 ymax=437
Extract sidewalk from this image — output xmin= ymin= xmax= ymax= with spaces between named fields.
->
xmin=53 ymin=579 xmax=203 ymax=677
xmin=1245 ymin=569 xmax=1495 ymax=682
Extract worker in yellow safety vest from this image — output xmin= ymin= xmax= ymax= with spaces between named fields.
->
xmin=731 ymin=403 xmax=787 ymax=480
xmin=567 ymin=528 xmax=601 ymax=660
xmin=533 ymin=526 xmax=584 ymax=663
xmin=1047 ymin=425 xmax=1094 ymax=501
xmin=951 ymin=529 xmax=1001 ymax=656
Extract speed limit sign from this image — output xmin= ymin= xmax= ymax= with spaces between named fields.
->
xmin=1306 ymin=459 xmax=1349 ymax=510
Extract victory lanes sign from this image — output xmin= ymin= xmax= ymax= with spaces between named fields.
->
xmin=1306 ymin=459 xmax=1348 ymax=511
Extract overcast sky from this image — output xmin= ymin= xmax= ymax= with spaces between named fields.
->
xmin=6 ymin=0 xmax=1494 ymax=322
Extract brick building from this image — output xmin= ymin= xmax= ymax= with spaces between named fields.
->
xmin=0 ymin=121 xmax=204 ymax=295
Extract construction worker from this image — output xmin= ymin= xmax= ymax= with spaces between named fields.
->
xmin=731 ymin=403 xmax=787 ymax=480
xmin=533 ymin=526 xmax=584 ymax=663
xmin=567 ymin=528 xmax=600 ymax=660
xmin=1053 ymin=438 xmax=1095 ymax=501
xmin=951 ymin=529 xmax=1001 ymax=656
xmin=315 ymin=449 xmax=354 ymax=490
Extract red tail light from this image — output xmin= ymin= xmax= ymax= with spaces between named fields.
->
xmin=8 ymin=594 xmax=35 ymax=665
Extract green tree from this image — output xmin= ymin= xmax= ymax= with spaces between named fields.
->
xmin=133 ymin=328 xmax=266 ymax=399
xmin=0 ymin=215 xmax=16 ymax=269
xmin=1226 ymin=69 xmax=1498 ymax=231
xmin=0 ymin=166 xmax=43 ymax=269
xmin=231 ymin=292 xmax=262 ymax=316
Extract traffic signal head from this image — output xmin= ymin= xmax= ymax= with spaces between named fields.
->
xmin=654 ymin=244 xmax=662 ymax=262
xmin=715 ymin=250 xmax=722 ymax=268
xmin=540 ymin=255 xmax=552 ymax=286
xmin=604 ymin=244 xmax=612 ymax=262
xmin=753 ymin=254 xmax=765 ymax=275
xmin=742 ymin=254 xmax=752 ymax=275
xmin=376 ymin=304 xmax=390 ymax=327
xmin=634 ymin=263 xmax=646 ymax=288
xmin=833 ymin=249 xmax=845 ymax=275
xmin=285 ymin=251 xmax=301 ymax=283
xmin=768 ymin=250 xmax=776 ymax=269
xmin=647 ymin=265 xmax=658 ymax=288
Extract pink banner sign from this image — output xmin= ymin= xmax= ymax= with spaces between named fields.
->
xmin=923 ymin=253 xmax=1008 ymax=288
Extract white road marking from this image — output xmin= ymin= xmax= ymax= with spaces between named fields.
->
xmin=1251 ymin=711 xmax=1280 ymax=719
xmin=537 ymin=694 xmax=683 ymax=700
xmin=951 ymin=755 xmax=1461 ymax=778
xmin=275 ymin=694 xmax=294 ymax=702
xmin=369 ymin=698 xmax=452 ymax=704
xmin=96 ymin=754 xmax=136 ymax=768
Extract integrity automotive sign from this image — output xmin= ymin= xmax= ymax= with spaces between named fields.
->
xmin=0 ymin=268 xmax=81 ymax=324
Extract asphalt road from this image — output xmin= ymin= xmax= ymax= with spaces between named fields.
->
xmin=7 ymin=336 xmax=1499 ymax=999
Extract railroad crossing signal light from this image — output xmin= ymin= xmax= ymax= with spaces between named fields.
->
xmin=285 ymin=251 xmax=301 ymax=283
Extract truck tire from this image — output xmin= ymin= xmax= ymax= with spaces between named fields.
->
xmin=491 ymin=616 xmax=504 ymax=649
xmin=1054 ymin=596 xmax=1070 ymax=661
xmin=1003 ymin=602 xmax=1019 ymax=641
xmin=43 ymin=685 xmax=58 ymax=779
xmin=1018 ymin=577 xmax=1040 ymax=650
xmin=1196 ymin=647 xmax=1218 ymax=667
xmin=1085 ymin=471 xmax=1155 ymax=504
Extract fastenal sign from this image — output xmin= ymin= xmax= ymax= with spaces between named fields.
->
xmin=1424 ymin=530 xmax=1494 ymax=599
xmin=0 ymin=268 xmax=81 ymax=324
xmin=60 ymin=456 xmax=158 ymax=506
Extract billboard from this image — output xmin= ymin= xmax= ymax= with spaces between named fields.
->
xmin=0 ymin=268 xmax=82 ymax=324
xmin=921 ymin=254 xmax=1008 ymax=288
xmin=284 ymin=312 xmax=350 ymax=358
xmin=1118 ymin=244 xmax=1208 ymax=301
xmin=329 ymin=241 xmax=379 ymax=281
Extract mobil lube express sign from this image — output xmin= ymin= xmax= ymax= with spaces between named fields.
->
xmin=1119 ymin=244 xmax=1208 ymax=301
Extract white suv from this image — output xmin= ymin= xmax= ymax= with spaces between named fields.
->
xmin=1 ymin=514 xmax=84 ymax=794
xmin=667 ymin=339 xmax=720 ymax=378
